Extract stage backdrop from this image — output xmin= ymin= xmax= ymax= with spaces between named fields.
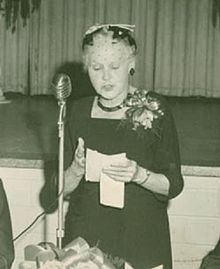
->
xmin=0 ymin=0 xmax=220 ymax=97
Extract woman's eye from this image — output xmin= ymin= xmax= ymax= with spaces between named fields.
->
xmin=93 ymin=67 xmax=101 ymax=71
xmin=92 ymin=65 xmax=101 ymax=71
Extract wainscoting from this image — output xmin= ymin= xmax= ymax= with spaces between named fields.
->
xmin=0 ymin=163 xmax=219 ymax=269
xmin=169 ymin=168 xmax=220 ymax=269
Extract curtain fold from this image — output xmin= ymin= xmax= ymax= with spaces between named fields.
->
xmin=0 ymin=0 xmax=220 ymax=97
xmin=154 ymin=0 xmax=220 ymax=97
xmin=29 ymin=0 xmax=105 ymax=95
xmin=0 ymin=14 xmax=29 ymax=94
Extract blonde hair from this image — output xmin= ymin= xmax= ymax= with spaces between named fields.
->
xmin=82 ymin=26 xmax=137 ymax=70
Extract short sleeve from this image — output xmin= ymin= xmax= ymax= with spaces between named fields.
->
xmin=151 ymin=98 xmax=184 ymax=199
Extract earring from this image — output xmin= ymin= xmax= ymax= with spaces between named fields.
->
xmin=129 ymin=68 xmax=135 ymax=76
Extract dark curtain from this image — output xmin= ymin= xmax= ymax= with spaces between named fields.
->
xmin=0 ymin=0 xmax=220 ymax=97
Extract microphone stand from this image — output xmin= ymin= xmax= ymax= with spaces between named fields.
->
xmin=56 ymin=100 xmax=66 ymax=249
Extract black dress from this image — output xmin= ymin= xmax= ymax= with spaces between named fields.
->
xmin=63 ymin=92 xmax=184 ymax=269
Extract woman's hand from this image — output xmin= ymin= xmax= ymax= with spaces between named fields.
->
xmin=102 ymin=159 xmax=140 ymax=183
xmin=72 ymin=137 xmax=85 ymax=174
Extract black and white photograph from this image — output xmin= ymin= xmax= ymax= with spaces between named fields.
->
xmin=0 ymin=1 xmax=220 ymax=269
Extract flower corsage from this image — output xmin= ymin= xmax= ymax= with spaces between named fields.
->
xmin=123 ymin=89 xmax=164 ymax=136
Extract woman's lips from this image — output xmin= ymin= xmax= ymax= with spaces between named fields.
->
xmin=102 ymin=84 xmax=113 ymax=91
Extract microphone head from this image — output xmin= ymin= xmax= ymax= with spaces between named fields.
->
xmin=51 ymin=73 xmax=72 ymax=102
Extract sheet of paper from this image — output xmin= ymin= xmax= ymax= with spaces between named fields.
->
xmin=124 ymin=262 xmax=134 ymax=269
xmin=85 ymin=148 xmax=126 ymax=182
xmin=100 ymin=172 xmax=125 ymax=209
xmin=85 ymin=149 xmax=103 ymax=182
xmin=85 ymin=148 xmax=126 ymax=208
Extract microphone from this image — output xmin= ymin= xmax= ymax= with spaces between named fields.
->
xmin=52 ymin=73 xmax=72 ymax=248
xmin=51 ymin=73 xmax=72 ymax=103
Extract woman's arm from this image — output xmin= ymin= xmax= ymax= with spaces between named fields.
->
xmin=64 ymin=161 xmax=84 ymax=195
xmin=149 ymin=95 xmax=184 ymax=199
xmin=103 ymin=161 xmax=170 ymax=196
xmin=102 ymin=95 xmax=183 ymax=199
xmin=64 ymin=138 xmax=85 ymax=196
xmin=134 ymin=166 xmax=170 ymax=196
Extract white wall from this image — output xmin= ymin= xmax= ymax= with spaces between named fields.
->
xmin=0 ymin=166 xmax=219 ymax=269
xmin=169 ymin=175 xmax=220 ymax=268
xmin=0 ymin=167 xmax=59 ymax=269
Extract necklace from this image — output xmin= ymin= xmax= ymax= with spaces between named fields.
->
xmin=97 ymin=97 xmax=125 ymax=112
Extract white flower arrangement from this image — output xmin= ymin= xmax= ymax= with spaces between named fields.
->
xmin=37 ymin=238 xmax=118 ymax=269
xmin=40 ymin=260 xmax=65 ymax=269
xmin=123 ymin=89 xmax=164 ymax=134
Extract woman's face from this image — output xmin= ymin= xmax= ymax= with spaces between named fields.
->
xmin=86 ymin=41 xmax=135 ymax=104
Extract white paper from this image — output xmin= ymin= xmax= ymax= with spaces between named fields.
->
xmin=124 ymin=262 xmax=134 ymax=269
xmin=85 ymin=148 xmax=126 ymax=182
xmin=85 ymin=149 xmax=103 ymax=182
xmin=100 ymin=172 xmax=125 ymax=208
xmin=85 ymin=148 xmax=126 ymax=208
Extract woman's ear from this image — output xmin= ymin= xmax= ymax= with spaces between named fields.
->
xmin=128 ymin=57 xmax=136 ymax=75
xmin=129 ymin=68 xmax=135 ymax=76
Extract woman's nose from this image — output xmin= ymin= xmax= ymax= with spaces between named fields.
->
xmin=102 ymin=68 xmax=111 ymax=81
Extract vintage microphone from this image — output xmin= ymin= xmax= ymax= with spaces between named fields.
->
xmin=52 ymin=73 xmax=72 ymax=104
xmin=51 ymin=73 xmax=72 ymax=249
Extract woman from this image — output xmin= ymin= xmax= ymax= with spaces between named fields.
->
xmin=63 ymin=24 xmax=184 ymax=269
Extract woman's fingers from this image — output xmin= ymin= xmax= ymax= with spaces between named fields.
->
xmin=103 ymin=167 xmax=135 ymax=175
xmin=75 ymin=148 xmax=84 ymax=158
xmin=75 ymin=137 xmax=85 ymax=157
xmin=74 ymin=137 xmax=85 ymax=168
xmin=77 ymin=158 xmax=85 ymax=166
xmin=103 ymin=160 xmax=136 ymax=172
xmin=78 ymin=137 xmax=84 ymax=148
xmin=102 ymin=160 xmax=138 ymax=182
xmin=103 ymin=169 xmax=133 ymax=177
xmin=103 ymin=172 xmax=134 ymax=182
xmin=104 ymin=174 xmax=130 ymax=182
